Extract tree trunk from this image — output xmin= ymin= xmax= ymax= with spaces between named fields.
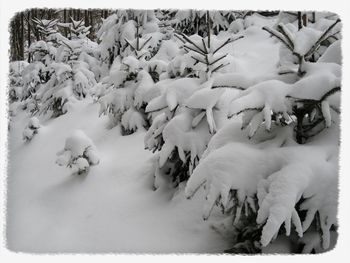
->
xmin=63 ymin=9 xmax=67 ymax=37
xmin=20 ymin=12 xmax=24 ymax=60
xmin=297 ymin=12 xmax=302 ymax=30
xmin=302 ymin=13 xmax=308 ymax=27
xmin=27 ymin=11 xmax=31 ymax=62
xmin=207 ymin=11 xmax=211 ymax=49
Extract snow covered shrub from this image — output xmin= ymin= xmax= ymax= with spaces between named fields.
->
xmin=18 ymin=18 xmax=61 ymax=114
xmin=22 ymin=117 xmax=40 ymax=141
xmin=35 ymin=30 xmax=97 ymax=118
xmin=144 ymin=76 xmax=233 ymax=188
xmin=9 ymin=61 xmax=28 ymax=102
xmin=95 ymin=10 xmax=160 ymax=73
xmin=56 ymin=130 xmax=99 ymax=175
xmin=185 ymin=50 xmax=341 ymax=254
xmin=170 ymin=10 xmax=233 ymax=36
xmin=174 ymin=31 xmax=243 ymax=80
xmin=59 ymin=17 xmax=91 ymax=40
xmin=32 ymin=18 xmax=59 ymax=41
xmin=21 ymin=40 xmax=56 ymax=104
xmin=263 ymin=14 xmax=341 ymax=76
xmin=38 ymin=57 xmax=96 ymax=118
xmin=142 ymin=12 xmax=246 ymax=188
xmin=96 ymin=11 xmax=167 ymax=134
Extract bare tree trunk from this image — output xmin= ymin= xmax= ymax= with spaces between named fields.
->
xmin=20 ymin=12 xmax=24 ymax=60
xmin=27 ymin=11 xmax=31 ymax=62
xmin=207 ymin=11 xmax=211 ymax=49
xmin=90 ymin=10 xmax=94 ymax=38
xmin=302 ymin=13 xmax=308 ymax=27
xmin=297 ymin=11 xmax=302 ymax=30
xmin=63 ymin=9 xmax=67 ymax=37
xmin=84 ymin=10 xmax=89 ymax=26
xmin=33 ymin=9 xmax=40 ymax=40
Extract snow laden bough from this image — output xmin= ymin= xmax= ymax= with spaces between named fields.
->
xmin=185 ymin=141 xmax=338 ymax=253
xmin=184 ymin=57 xmax=340 ymax=253
xmin=56 ymin=130 xmax=99 ymax=175
xmin=96 ymin=12 xmax=165 ymax=134
xmin=144 ymin=78 xmax=229 ymax=188
xmin=263 ymin=15 xmax=341 ymax=76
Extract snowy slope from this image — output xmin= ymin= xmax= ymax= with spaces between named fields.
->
xmin=6 ymin=99 xmax=230 ymax=253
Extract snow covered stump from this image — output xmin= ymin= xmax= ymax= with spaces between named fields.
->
xmin=22 ymin=117 xmax=40 ymax=141
xmin=56 ymin=130 xmax=99 ymax=175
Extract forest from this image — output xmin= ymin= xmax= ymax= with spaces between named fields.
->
xmin=7 ymin=9 xmax=341 ymax=254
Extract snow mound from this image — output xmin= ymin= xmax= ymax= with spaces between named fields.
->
xmin=56 ymin=130 xmax=99 ymax=174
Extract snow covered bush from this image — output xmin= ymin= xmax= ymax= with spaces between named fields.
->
xmin=263 ymin=14 xmax=341 ymax=76
xmin=142 ymin=11 xmax=246 ymax=188
xmin=9 ymin=61 xmax=28 ymax=102
xmin=184 ymin=32 xmax=341 ymax=255
xmin=22 ymin=117 xmax=40 ymax=141
xmin=27 ymin=24 xmax=97 ymax=118
xmin=56 ymin=130 xmax=99 ymax=175
xmin=96 ymin=11 xmax=166 ymax=134
xmin=170 ymin=10 xmax=238 ymax=36
xmin=143 ymin=74 xmax=236 ymax=188
xmin=32 ymin=18 xmax=59 ymax=40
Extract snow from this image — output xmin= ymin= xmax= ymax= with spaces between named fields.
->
xmin=145 ymin=78 xmax=201 ymax=112
xmin=7 ymin=10 xmax=341 ymax=254
xmin=185 ymin=141 xmax=338 ymax=248
xmin=318 ymin=40 xmax=342 ymax=64
xmin=7 ymin=99 xmax=230 ymax=253
xmin=22 ymin=117 xmax=40 ymax=141
xmin=293 ymin=27 xmax=322 ymax=56
xmin=62 ymin=130 xmax=95 ymax=157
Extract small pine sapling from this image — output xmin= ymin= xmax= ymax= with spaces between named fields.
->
xmin=175 ymin=11 xmax=243 ymax=81
xmin=262 ymin=14 xmax=341 ymax=77
xmin=56 ymin=130 xmax=99 ymax=175
xmin=22 ymin=117 xmax=40 ymax=141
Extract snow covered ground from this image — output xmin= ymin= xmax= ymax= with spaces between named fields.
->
xmin=6 ymin=20 xmax=280 ymax=253
xmin=5 ymin=10 xmax=341 ymax=254
xmin=6 ymin=99 xmax=230 ymax=253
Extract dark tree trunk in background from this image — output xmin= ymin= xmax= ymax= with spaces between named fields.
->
xmin=302 ymin=13 xmax=308 ymax=27
xmin=84 ymin=10 xmax=89 ymax=26
xmin=27 ymin=11 xmax=31 ymax=62
xmin=298 ymin=11 xmax=302 ymax=30
xmin=63 ymin=9 xmax=67 ymax=37
xmin=20 ymin=13 xmax=24 ymax=60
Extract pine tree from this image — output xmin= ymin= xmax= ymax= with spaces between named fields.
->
xmin=184 ymin=13 xmax=341 ymax=253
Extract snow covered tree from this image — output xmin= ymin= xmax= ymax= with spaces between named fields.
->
xmin=263 ymin=14 xmax=341 ymax=76
xmin=22 ymin=117 xmax=40 ymax=141
xmin=67 ymin=17 xmax=91 ymax=39
xmin=20 ymin=18 xmax=59 ymax=114
xmin=174 ymin=30 xmax=243 ymax=80
xmin=56 ymin=130 xmax=99 ymax=175
xmin=184 ymin=14 xmax=341 ymax=253
xmin=170 ymin=10 xmax=235 ymax=36
xmin=96 ymin=11 xmax=166 ymax=134
xmin=32 ymin=18 xmax=59 ymax=41
xmin=142 ymin=11 xmax=246 ymax=188
xmin=9 ymin=61 xmax=28 ymax=102
xmin=35 ymin=35 xmax=97 ymax=118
